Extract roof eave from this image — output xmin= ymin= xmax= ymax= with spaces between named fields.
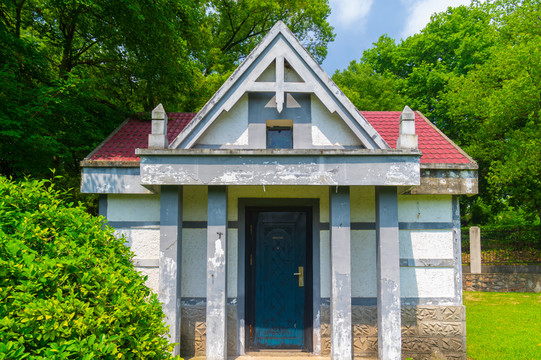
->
xmin=420 ymin=162 xmax=478 ymax=170
xmin=80 ymin=160 xmax=141 ymax=168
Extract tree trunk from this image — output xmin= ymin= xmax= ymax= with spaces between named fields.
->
xmin=15 ymin=0 xmax=26 ymax=39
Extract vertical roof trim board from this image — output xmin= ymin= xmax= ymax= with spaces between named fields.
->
xmin=169 ymin=21 xmax=390 ymax=150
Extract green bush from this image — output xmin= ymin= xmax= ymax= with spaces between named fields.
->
xmin=0 ymin=177 xmax=176 ymax=359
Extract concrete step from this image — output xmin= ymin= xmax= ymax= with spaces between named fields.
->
xmin=184 ymin=355 xmax=376 ymax=360
xmin=184 ymin=354 xmax=330 ymax=360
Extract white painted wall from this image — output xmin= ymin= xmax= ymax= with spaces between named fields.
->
xmin=310 ymin=95 xmax=362 ymax=147
xmin=400 ymin=268 xmax=455 ymax=298
xmin=107 ymin=194 xmax=162 ymax=293
xmin=227 ymin=229 xmax=238 ymax=298
xmin=181 ymin=228 xmax=207 ymax=297
xmin=116 ymin=228 xmax=160 ymax=259
xmin=350 ymin=186 xmax=376 ymax=222
xmin=106 ymin=188 xmax=457 ymax=300
xmin=184 ymin=186 xmax=208 ymax=220
xmin=107 ymin=194 xmax=160 ymax=222
xmin=398 ymin=194 xmax=455 ymax=299
xmin=350 ymin=230 xmax=377 ymax=298
xmin=399 ymin=230 xmax=454 ymax=259
xmin=255 ymin=60 xmax=303 ymax=82
xmin=137 ymin=268 xmax=160 ymax=294
xmin=319 ymin=230 xmax=330 ymax=298
xmin=227 ymin=185 xmax=330 ymax=222
xmin=196 ymin=95 xmax=249 ymax=147
xmin=398 ymin=194 xmax=452 ymax=223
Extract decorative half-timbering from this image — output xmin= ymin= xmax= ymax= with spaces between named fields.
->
xmin=81 ymin=21 xmax=477 ymax=360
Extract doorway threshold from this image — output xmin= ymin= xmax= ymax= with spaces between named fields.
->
xmin=183 ymin=354 xmax=329 ymax=360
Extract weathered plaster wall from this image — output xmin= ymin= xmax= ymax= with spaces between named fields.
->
xmin=310 ymin=95 xmax=362 ymax=147
xmin=107 ymin=194 xmax=160 ymax=222
xmin=181 ymin=229 xmax=206 ymax=297
xmin=351 ymin=186 xmax=376 ymax=222
xmin=255 ymin=60 xmax=303 ymax=82
xmin=227 ymin=185 xmax=330 ymax=222
xmin=400 ymin=230 xmax=454 ymax=259
xmin=183 ymin=186 xmax=208 ymax=220
xmin=107 ymin=194 xmax=161 ymax=292
xmin=398 ymin=194 xmax=452 ymax=223
xmin=398 ymin=194 xmax=457 ymax=303
xmin=350 ymin=230 xmax=377 ymax=297
xmin=104 ymin=186 xmax=461 ymax=357
xmin=105 ymin=189 xmax=458 ymax=302
xmin=195 ymin=95 xmax=249 ymax=147
xmin=401 ymin=268 xmax=455 ymax=298
xmin=191 ymin=91 xmax=366 ymax=149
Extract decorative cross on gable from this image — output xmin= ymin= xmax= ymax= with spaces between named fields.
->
xmin=169 ymin=21 xmax=390 ymax=150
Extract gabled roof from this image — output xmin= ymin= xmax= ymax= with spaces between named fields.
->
xmin=169 ymin=21 xmax=389 ymax=150
xmin=85 ymin=111 xmax=475 ymax=167
xmin=365 ymin=111 xmax=474 ymax=166
xmin=86 ymin=113 xmax=195 ymax=163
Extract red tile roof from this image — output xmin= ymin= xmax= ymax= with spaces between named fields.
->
xmin=89 ymin=113 xmax=195 ymax=162
xmin=361 ymin=111 xmax=471 ymax=164
xmin=88 ymin=111 xmax=471 ymax=165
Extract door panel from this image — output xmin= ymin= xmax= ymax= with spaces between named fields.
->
xmin=248 ymin=210 xmax=308 ymax=349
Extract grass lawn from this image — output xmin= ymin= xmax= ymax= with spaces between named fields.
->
xmin=464 ymin=291 xmax=541 ymax=360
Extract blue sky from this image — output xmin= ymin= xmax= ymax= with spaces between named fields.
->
xmin=321 ymin=0 xmax=473 ymax=74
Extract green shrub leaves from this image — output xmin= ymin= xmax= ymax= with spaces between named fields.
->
xmin=0 ymin=177 xmax=176 ymax=359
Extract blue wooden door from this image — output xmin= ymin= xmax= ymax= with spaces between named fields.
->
xmin=253 ymin=211 xmax=306 ymax=349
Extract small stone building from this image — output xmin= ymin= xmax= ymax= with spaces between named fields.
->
xmin=81 ymin=22 xmax=477 ymax=360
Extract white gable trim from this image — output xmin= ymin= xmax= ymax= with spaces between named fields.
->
xmin=170 ymin=21 xmax=389 ymax=150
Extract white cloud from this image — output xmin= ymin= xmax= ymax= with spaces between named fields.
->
xmin=400 ymin=0 xmax=473 ymax=39
xmin=329 ymin=0 xmax=374 ymax=27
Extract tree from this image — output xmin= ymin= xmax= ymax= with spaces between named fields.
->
xmin=332 ymin=61 xmax=405 ymax=111
xmin=0 ymin=0 xmax=203 ymax=182
xmin=332 ymin=0 xmax=541 ymax=224
xmin=0 ymin=176 xmax=176 ymax=359
xmin=0 ymin=0 xmax=334 ymax=185
xmin=200 ymin=0 xmax=333 ymax=73
xmin=178 ymin=0 xmax=335 ymax=111
xmin=444 ymin=0 xmax=541 ymax=222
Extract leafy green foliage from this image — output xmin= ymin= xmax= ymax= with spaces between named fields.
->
xmin=201 ymin=0 xmax=334 ymax=73
xmin=0 ymin=0 xmax=334 ymax=206
xmin=332 ymin=61 xmax=405 ymax=111
xmin=333 ymin=0 xmax=541 ymax=225
xmin=0 ymin=176 xmax=176 ymax=359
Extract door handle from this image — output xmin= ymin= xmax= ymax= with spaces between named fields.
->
xmin=293 ymin=266 xmax=304 ymax=287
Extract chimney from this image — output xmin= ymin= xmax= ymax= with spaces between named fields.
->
xmin=148 ymin=104 xmax=168 ymax=149
xmin=397 ymin=105 xmax=418 ymax=150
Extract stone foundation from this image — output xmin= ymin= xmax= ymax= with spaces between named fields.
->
xmin=321 ymin=305 xmax=466 ymax=360
xmin=180 ymin=302 xmax=466 ymax=359
xmin=180 ymin=302 xmax=237 ymax=357
xmin=463 ymin=272 xmax=541 ymax=293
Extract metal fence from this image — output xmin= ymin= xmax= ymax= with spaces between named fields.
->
xmin=462 ymin=227 xmax=541 ymax=265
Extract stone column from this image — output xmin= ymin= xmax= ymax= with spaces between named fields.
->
xmin=470 ymin=226 xmax=482 ymax=274
xmin=396 ymin=105 xmax=418 ymax=150
xmin=329 ymin=186 xmax=352 ymax=360
xmin=206 ymin=186 xmax=228 ymax=360
xmin=375 ymin=186 xmax=401 ymax=360
xmin=159 ymin=186 xmax=183 ymax=356
xmin=149 ymin=104 xmax=169 ymax=149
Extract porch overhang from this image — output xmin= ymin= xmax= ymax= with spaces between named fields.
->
xmin=135 ymin=149 xmax=422 ymax=186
